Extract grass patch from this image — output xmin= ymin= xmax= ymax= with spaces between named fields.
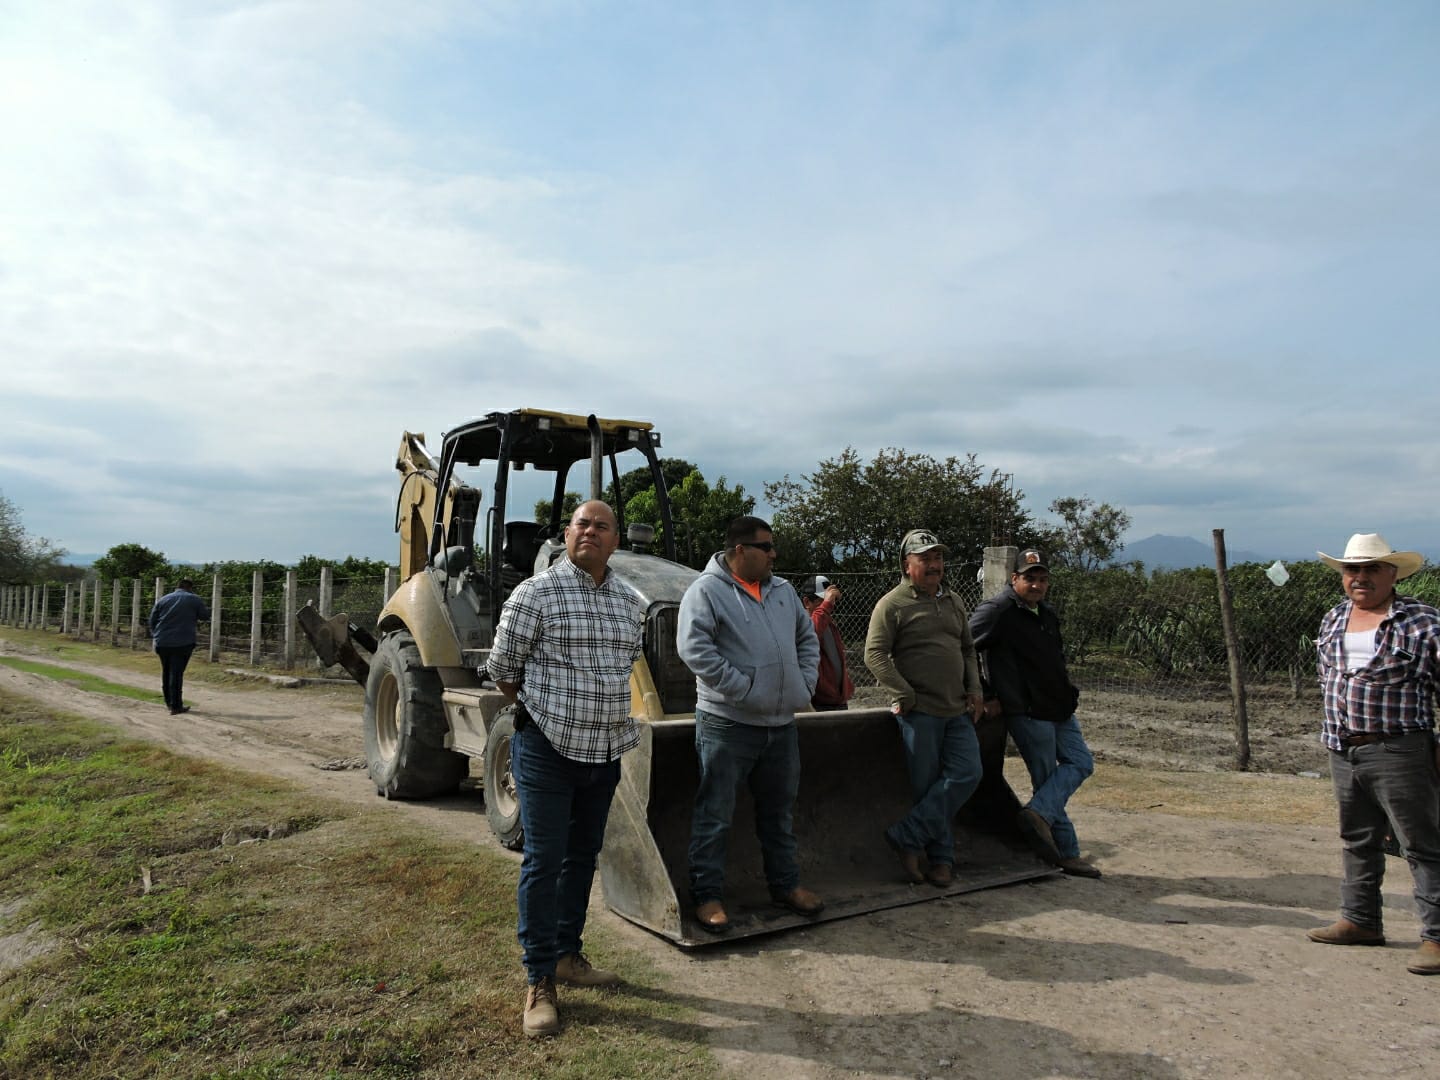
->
xmin=0 ymin=656 xmax=163 ymax=704
xmin=0 ymin=688 xmax=716 ymax=1079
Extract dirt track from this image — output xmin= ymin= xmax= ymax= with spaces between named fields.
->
xmin=3 ymin=649 xmax=1438 ymax=1079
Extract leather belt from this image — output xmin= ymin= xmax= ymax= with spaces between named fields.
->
xmin=1339 ymin=731 xmax=1397 ymax=747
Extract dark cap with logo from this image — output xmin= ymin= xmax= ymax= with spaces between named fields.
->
xmin=900 ymin=529 xmax=948 ymax=558
xmin=1014 ymin=549 xmax=1048 ymax=575
xmin=796 ymin=575 xmax=832 ymax=598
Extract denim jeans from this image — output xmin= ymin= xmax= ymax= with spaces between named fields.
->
xmin=1329 ymin=730 xmax=1440 ymax=942
xmin=887 ymin=710 xmax=982 ymax=866
xmin=689 ymin=709 xmax=800 ymax=904
xmin=510 ymin=720 xmax=621 ymax=983
xmin=1007 ymin=713 xmax=1095 ymax=860
xmin=155 ymin=644 xmax=195 ymax=710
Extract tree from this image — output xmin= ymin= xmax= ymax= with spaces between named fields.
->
xmin=533 ymin=492 xmax=583 ymax=525
xmin=92 ymin=543 xmax=170 ymax=584
xmin=626 ymin=469 xmax=755 ymax=569
xmin=0 ymin=490 xmax=67 ymax=583
xmin=534 ymin=459 xmax=700 ymax=526
xmin=1047 ymin=496 xmax=1132 ymax=571
xmin=764 ymin=447 xmax=1043 ymax=572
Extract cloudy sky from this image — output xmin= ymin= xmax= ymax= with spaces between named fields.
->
xmin=3 ymin=1 xmax=1437 ymax=566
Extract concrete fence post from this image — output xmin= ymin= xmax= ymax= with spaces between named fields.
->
xmin=130 ymin=580 xmax=142 ymax=648
xmin=317 ymin=566 xmax=334 ymax=670
xmin=981 ymin=546 xmax=1018 ymax=601
xmin=384 ymin=565 xmax=398 ymax=601
xmin=41 ymin=584 xmax=50 ymax=630
xmin=110 ymin=580 xmax=122 ymax=646
xmin=62 ymin=585 xmax=72 ymax=634
xmin=208 ymin=573 xmax=222 ymax=664
xmin=77 ymin=582 xmax=88 ymax=638
xmin=284 ymin=570 xmax=297 ymax=668
xmin=91 ymin=579 xmax=102 ymax=638
xmin=250 ymin=570 xmax=263 ymax=666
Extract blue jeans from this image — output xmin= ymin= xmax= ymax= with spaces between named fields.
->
xmin=155 ymin=644 xmax=195 ymax=710
xmin=689 ymin=709 xmax=800 ymax=904
xmin=1330 ymin=731 xmax=1440 ymax=942
xmin=510 ymin=720 xmax=621 ymax=983
xmin=1007 ymin=713 xmax=1094 ymax=860
xmin=887 ymin=710 xmax=982 ymax=866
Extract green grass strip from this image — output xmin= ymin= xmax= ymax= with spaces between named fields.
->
xmin=0 ymin=656 xmax=161 ymax=704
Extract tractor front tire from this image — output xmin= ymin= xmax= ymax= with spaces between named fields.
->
xmin=363 ymin=630 xmax=468 ymax=798
xmin=484 ymin=707 xmax=525 ymax=850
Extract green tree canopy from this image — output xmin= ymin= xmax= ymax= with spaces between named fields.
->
xmin=626 ymin=469 xmax=755 ymax=569
xmin=1046 ymin=496 xmax=1132 ymax=571
xmin=0 ymin=490 xmax=67 ymax=583
xmin=92 ymin=543 xmax=170 ymax=584
xmin=764 ymin=447 xmax=1044 ymax=572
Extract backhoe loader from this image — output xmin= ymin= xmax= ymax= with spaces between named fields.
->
xmin=300 ymin=408 xmax=1050 ymax=946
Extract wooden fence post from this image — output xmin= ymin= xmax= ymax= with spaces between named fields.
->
xmin=284 ymin=570 xmax=297 ymax=668
xmin=130 ymin=580 xmax=142 ymax=648
xmin=250 ymin=570 xmax=263 ymax=666
xmin=209 ymin=574 xmax=222 ymax=664
xmin=1213 ymin=529 xmax=1251 ymax=771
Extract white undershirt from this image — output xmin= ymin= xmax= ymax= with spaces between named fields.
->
xmin=1343 ymin=630 xmax=1377 ymax=673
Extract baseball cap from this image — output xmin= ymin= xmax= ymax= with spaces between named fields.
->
xmin=1014 ymin=549 xmax=1049 ymax=574
xmin=796 ymin=575 xmax=832 ymax=598
xmin=901 ymin=529 xmax=948 ymax=558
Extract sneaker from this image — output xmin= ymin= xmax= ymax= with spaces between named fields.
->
xmin=1407 ymin=940 xmax=1440 ymax=975
xmin=556 ymin=952 xmax=620 ymax=987
xmin=1306 ymin=920 xmax=1385 ymax=947
xmin=1016 ymin=808 xmax=1063 ymax=866
xmin=523 ymin=976 xmax=560 ymax=1037
xmin=1058 ymin=856 xmax=1102 ymax=879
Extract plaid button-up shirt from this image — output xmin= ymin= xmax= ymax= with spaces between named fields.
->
xmin=487 ymin=558 xmax=644 ymax=764
xmin=1316 ymin=593 xmax=1440 ymax=752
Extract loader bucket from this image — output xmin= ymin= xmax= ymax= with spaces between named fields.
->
xmin=600 ymin=707 xmax=1056 ymax=947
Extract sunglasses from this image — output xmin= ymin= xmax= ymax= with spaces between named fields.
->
xmin=738 ymin=541 xmax=775 ymax=552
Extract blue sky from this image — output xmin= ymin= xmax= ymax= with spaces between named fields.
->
xmin=2 ymin=1 xmax=1437 ymax=566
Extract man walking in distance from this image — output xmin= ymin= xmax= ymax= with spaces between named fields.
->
xmin=864 ymin=529 xmax=985 ymax=888
xmin=1307 ymin=532 xmax=1440 ymax=977
xmin=148 ymin=578 xmax=209 ymax=715
xmin=486 ymin=500 xmax=645 ymax=1036
xmin=797 ymin=576 xmax=854 ymax=711
xmin=970 ymin=549 xmax=1100 ymax=878
xmin=677 ymin=515 xmax=826 ymax=933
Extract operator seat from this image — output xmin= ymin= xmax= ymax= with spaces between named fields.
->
xmin=503 ymin=520 xmax=545 ymax=573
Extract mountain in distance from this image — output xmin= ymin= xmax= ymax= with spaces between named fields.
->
xmin=1116 ymin=534 xmax=1266 ymax=571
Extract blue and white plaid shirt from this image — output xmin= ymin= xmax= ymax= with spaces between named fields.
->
xmin=1316 ymin=593 xmax=1440 ymax=751
xmin=487 ymin=558 xmax=644 ymax=764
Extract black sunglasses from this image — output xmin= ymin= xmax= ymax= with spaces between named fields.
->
xmin=738 ymin=541 xmax=775 ymax=552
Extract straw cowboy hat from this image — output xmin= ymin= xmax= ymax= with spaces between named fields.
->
xmin=1316 ymin=533 xmax=1424 ymax=580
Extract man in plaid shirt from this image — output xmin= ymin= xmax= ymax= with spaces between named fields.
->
xmin=487 ymin=500 xmax=645 ymax=1035
xmin=1307 ymin=532 xmax=1440 ymax=977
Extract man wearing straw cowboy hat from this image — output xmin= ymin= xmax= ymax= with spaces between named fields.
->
xmin=1307 ymin=532 xmax=1440 ymax=976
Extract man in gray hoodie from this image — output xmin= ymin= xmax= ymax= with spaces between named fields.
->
xmin=677 ymin=515 xmax=825 ymax=932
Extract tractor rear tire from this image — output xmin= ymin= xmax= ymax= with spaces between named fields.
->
xmin=364 ymin=630 xmax=468 ymax=798
xmin=484 ymin=707 xmax=525 ymax=851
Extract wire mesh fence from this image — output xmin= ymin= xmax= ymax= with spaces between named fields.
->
xmin=6 ymin=560 xmax=1439 ymax=705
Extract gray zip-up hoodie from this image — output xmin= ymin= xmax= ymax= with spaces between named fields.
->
xmin=677 ymin=552 xmax=819 ymax=727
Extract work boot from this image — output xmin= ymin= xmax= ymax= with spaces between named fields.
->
xmin=884 ymin=829 xmax=926 ymax=884
xmin=771 ymin=885 xmax=825 ymax=916
xmin=695 ymin=900 xmax=730 ymax=933
xmin=523 ymin=976 xmax=560 ymax=1037
xmin=1306 ymin=919 xmax=1385 ymax=947
xmin=1407 ymin=940 xmax=1440 ymax=975
xmin=925 ymin=862 xmax=954 ymax=887
xmin=555 ymin=952 xmax=620 ymax=987
xmin=1058 ymin=856 xmax=1102 ymax=879
xmin=1016 ymin=807 xmax=1063 ymax=866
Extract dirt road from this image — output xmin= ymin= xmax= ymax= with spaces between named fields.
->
xmin=3 ymin=650 xmax=1437 ymax=1079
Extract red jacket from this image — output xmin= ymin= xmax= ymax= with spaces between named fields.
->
xmin=809 ymin=596 xmax=855 ymax=707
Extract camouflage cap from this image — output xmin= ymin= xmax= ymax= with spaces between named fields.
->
xmin=900 ymin=530 xmax=948 ymax=559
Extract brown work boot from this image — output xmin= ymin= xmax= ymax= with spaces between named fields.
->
xmin=523 ymin=976 xmax=559 ymax=1038
xmin=695 ymin=900 xmax=730 ymax=933
xmin=555 ymin=952 xmax=620 ymax=987
xmin=925 ymin=862 xmax=954 ymax=887
xmin=1058 ymin=856 xmax=1102 ymax=879
xmin=771 ymin=885 xmax=825 ymax=916
xmin=1016 ymin=807 xmax=1063 ymax=866
xmin=884 ymin=829 xmax=926 ymax=883
xmin=1306 ymin=919 xmax=1385 ymax=947
xmin=1407 ymin=939 xmax=1440 ymax=975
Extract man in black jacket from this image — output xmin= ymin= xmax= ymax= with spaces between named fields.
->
xmin=970 ymin=549 xmax=1100 ymax=878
